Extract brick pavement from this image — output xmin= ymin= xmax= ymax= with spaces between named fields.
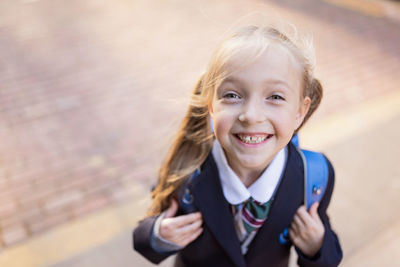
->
xmin=0 ymin=0 xmax=399 ymax=255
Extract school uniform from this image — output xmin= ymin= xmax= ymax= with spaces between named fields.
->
xmin=133 ymin=141 xmax=343 ymax=267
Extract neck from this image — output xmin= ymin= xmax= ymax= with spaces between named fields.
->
xmin=229 ymin=165 xmax=266 ymax=188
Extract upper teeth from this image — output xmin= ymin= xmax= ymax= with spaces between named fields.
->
xmin=238 ymin=135 xmax=267 ymax=144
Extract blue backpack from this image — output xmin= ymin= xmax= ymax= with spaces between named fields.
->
xmin=279 ymin=134 xmax=329 ymax=245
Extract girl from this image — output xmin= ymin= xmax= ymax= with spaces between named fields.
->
xmin=134 ymin=25 xmax=342 ymax=267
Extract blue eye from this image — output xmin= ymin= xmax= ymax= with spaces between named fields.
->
xmin=269 ymin=94 xmax=285 ymax=101
xmin=223 ymin=92 xmax=240 ymax=99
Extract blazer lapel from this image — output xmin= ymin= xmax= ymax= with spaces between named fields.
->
xmin=246 ymin=143 xmax=304 ymax=261
xmin=191 ymin=154 xmax=246 ymax=267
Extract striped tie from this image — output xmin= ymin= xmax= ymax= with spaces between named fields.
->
xmin=241 ymin=197 xmax=272 ymax=234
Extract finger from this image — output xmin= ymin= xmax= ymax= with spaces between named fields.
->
xmin=293 ymin=214 xmax=305 ymax=230
xmin=290 ymin=220 xmax=300 ymax=236
xmin=184 ymin=227 xmax=203 ymax=245
xmin=289 ymin=226 xmax=297 ymax=238
xmin=178 ymin=218 xmax=203 ymax=235
xmin=297 ymin=205 xmax=308 ymax=216
xmin=174 ymin=223 xmax=203 ymax=247
xmin=297 ymin=206 xmax=315 ymax=226
xmin=289 ymin=226 xmax=301 ymax=245
xmin=309 ymin=202 xmax=320 ymax=219
xmin=171 ymin=212 xmax=202 ymax=227
xmin=164 ymin=199 xmax=179 ymax=218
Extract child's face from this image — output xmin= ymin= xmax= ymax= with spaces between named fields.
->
xmin=209 ymin=45 xmax=310 ymax=177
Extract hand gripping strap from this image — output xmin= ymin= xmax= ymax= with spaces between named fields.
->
xmin=299 ymin=149 xmax=329 ymax=210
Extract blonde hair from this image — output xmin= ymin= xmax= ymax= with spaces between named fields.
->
xmin=147 ymin=25 xmax=323 ymax=216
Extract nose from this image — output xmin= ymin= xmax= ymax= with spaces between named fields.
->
xmin=239 ymin=98 xmax=266 ymax=124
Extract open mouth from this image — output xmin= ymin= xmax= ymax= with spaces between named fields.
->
xmin=234 ymin=133 xmax=273 ymax=144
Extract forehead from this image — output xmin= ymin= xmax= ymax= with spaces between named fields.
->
xmin=221 ymin=44 xmax=303 ymax=91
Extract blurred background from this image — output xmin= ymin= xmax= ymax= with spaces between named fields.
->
xmin=0 ymin=0 xmax=399 ymax=266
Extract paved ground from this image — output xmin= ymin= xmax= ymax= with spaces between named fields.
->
xmin=0 ymin=0 xmax=399 ymax=266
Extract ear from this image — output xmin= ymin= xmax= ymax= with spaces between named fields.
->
xmin=295 ymin=96 xmax=311 ymax=130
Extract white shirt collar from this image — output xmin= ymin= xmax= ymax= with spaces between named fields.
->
xmin=212 ymin=139 xmax=287 ymax=205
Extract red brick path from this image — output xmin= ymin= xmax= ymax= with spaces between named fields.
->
xmin=0 ymin=0 xmax=399 ymax=247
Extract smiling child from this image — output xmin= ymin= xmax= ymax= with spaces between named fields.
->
xmin=133 ymin=25 xmax=342 ymax=267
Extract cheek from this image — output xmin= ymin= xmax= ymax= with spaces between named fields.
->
xmin=211 ymin=107 xmax=239 ymax=141
xmin=271 ymin=109 xmax=298 ymax=135
xmin=213 ymin=112 xmax=232 ymax=134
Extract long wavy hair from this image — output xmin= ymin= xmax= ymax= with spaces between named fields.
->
xmin=147 ymin=25 xmax=323 ymax=216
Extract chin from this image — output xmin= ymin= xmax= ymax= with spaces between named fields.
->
xmin=237 ymin=156 xmax=273 ymax=170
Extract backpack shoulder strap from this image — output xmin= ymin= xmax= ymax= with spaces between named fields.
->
xmin=177 ymin=168 xmax=201 ymax=214
xmin=280 ymin=137 xmax=330 ymax=244
xmin=297 ymin=148 xmax=329 ymax=210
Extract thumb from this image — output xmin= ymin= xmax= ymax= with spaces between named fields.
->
xmin=309 ymin=202 xmax=320 ymax=219
xmin=164 ymin=198 xmax=178 ymax=218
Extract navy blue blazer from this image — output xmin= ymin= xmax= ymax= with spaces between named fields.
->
xmin=133 ymin=142 xmax=343 ymax=267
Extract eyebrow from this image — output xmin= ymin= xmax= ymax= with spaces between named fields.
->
xmin=220 ymin=76 xmax=292 ymax=91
